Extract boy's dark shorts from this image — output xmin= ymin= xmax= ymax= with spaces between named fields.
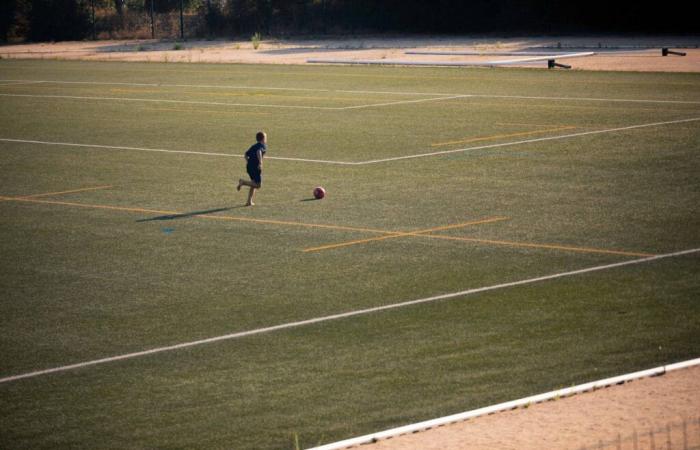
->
xmin=246 ymin=165 xmax=262 ymax=186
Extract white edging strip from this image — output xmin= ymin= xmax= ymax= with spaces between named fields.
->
xmin=0 ymin=248 xmax=697 ymax=385
xmin=2 ymin=117 xmax=698 ymax=166
xmin=308 ymin=357 xmax=700 ymax=450
xmin=308 ymin=53 xmax=595 ymax=67
xmin=406 ymin=50 xmax=590 ymax=56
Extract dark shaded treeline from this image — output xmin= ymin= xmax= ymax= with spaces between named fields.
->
xmin=2 ymin=0 xmax=696 ymax=42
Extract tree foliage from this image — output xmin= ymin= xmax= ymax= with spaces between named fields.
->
xmin=4 ymin=0 xmax=695 ymax=42
xmin=26 ymin=0 xmax=91 ymax=41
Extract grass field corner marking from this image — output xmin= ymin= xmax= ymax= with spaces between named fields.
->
xmin=302 ymin=217 xmax=509 ymax=253
xmin=359 ymin=117 xmax=700 ymax=164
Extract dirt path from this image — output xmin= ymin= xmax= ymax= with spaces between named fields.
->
xmin=365 ymin=365 xmax=700 ymax=450
xmin=1 ymin=36 xmax=699 ymax=72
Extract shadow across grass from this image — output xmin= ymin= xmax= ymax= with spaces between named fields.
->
xmin=136 ymin=206 xmax=247 ymax=222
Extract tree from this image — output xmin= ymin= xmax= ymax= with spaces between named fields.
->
xmin=0 ymin=0 xmax=16 ymax=41
xmin=27 ymin=0 xmax=90 ymax=41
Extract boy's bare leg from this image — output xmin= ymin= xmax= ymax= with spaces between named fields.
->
xmin=246 ymin=186 xmax=256 ymax=206
xmin=238 ymin=178 xmax=254 ymax=191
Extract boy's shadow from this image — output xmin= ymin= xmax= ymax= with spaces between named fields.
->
xmin=136 ymin=206 xmax=247 ymax=222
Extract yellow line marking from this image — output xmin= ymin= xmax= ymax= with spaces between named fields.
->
xmin=495 ymin=122 xmax=581 ymax=128
xmin=110 ymin=88 xmax=367 ymax=103
xmin=0 ymin=185 xmax=114 ymax=203
xmin=0 ymin=195 xmax=398 ymax=234
xmin=431 ymin=126 xmax=576 ymax=147
xmin=422 ymin=234 xmax=655 ymax=257
xmin=0 ymin=194 xmax=654 ymax=257
xmin=303 ymin=217 xmax=510 ymax=252
xmin=18 ymin=185 xmax=114 ymax=199
xmin=144 ymin=107 xmax=270 ymax=116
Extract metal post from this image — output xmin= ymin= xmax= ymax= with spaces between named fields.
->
xmin=150 ymin=0 xmax=155 ymax=38
xmin=179 ymin=0 xmax=184 ymax=40
xmin=91 ymin=0 xmax=96 ymax=40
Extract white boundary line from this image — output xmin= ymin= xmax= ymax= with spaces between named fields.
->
xmin=0 ymin=247 xmax=697 ymax=385
xmin=0 ymin=91 xmax=469 ymax=111
xmin=360 ymin=117 xmax=700 ymax=164
xmin=2 ymin=78 xmax=700 ymax=104
xmin=0 ymin=138 xmax=358 ymax=165
xmin=0 ymin=79 xmax=330 ymax=92
xmin=308 ymin=356 xmax=700 ymax=450
xmin=2 ymin=116 xmax=698 ymax=166
xmin=0 ymin=93 xmax=343 ymax=110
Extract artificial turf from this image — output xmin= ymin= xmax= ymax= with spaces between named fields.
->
xmin=0 ymin=59 xmax=698 ymax=449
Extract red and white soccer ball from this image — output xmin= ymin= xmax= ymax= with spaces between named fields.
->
xmin=313 ymin=186 xmax=326 ymax=200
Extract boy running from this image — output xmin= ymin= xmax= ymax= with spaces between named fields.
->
xmin=237 ymin=131 xmax=267 ymax=206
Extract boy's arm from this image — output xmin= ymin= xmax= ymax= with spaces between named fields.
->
xmin=257 ymin=149 xmax=263 ymax=170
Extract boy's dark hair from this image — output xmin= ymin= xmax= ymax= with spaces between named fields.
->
xmin=256 ymin=131 xmax=266 ymax=142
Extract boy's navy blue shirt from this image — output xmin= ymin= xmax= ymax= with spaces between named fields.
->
xmin=245 ymin=142 xmax=267 ymax=167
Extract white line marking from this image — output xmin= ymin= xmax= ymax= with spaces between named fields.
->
xmin=468 ymin=93 xmax=700 ymax=105
xmin=0 ymin=138 xmax=358 ymax=165
xmin=407 ymin=50 xmax=592 ymax=56
xmin=0 ymin=93 xmax=342 ymax=110
xmin=359 ymin=117 xmax=700 ymax=164
xmin=308 ymin=52 xmax=595 ymax=66
xmin=3 ymin=116 xmax=698 ymax=166
xmin=309 ymin=357 xmax=700 ymax=450
xmin=0 ymin=80 xmax=46 ymax=87
xmin=339 ymin=94 xmax=472 ymax=110
xmin=2 ymin=117 xmax=697 ymax=166
xmin=0 ymin=79 xmax=331 ymax=92
xmin=0 ymin=247 xmax=697 ymax=384
xmin=1 ymin=78 xmax=699 ymax=104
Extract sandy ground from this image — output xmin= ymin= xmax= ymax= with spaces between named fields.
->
xmin=1 ymin=36 xmax=699 ymax=72
xmin=365 ymin=366 xmax=700 ymax=450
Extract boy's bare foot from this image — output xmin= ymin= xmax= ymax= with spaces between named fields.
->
xmin=236 ymin=179 xmax=242 ymax=191
xmin=245 ymin=201 xmax=255 ymax=206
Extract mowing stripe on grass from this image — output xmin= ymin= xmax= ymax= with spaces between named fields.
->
xmin=303 ymin=217 xmax=509 ymax=252
xmin=431 ymin=126 xmax=576 ymax=147
xmin=2 ymin=78 xmax=700 ymax=104
xmin=1 ymin=247 xmax=697 ymax=384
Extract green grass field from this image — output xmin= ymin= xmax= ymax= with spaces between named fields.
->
xmin=0 ymin=59 xmax=699 ymax=449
